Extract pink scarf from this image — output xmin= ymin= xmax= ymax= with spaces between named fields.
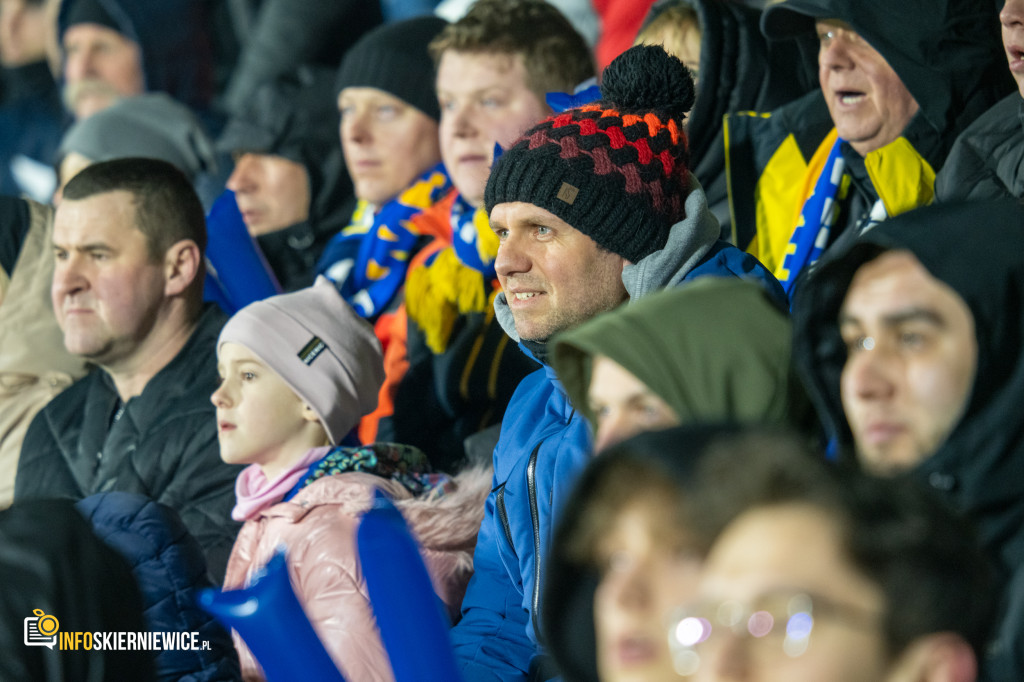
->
xmin=231 ymin=446 xmax=331 ymax=521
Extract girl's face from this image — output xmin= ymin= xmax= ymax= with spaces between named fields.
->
xmin=211 ymin=342 xmax=322 ymax=480
xmin=593 ymin=499 xmax=703 ymax=682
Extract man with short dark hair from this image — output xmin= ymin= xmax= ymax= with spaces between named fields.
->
xmin=792 ymin=199 xmax=1024 ymax=679
xmin=679 ymin=428 xmax=995 ymax=682
xmin=15 ymin=157 xmax=241 ymax=582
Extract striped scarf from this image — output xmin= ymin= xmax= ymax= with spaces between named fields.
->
xmin=316 ymin=163 xmax=452 ymax=319
xmin=404 ymin=193 xmax=500 ymax=354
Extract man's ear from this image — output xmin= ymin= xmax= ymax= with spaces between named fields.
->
xmin=163 ymin=239 xmax=202 ymax=296
xmin=888 ymin=632 xmax=978 ymax=682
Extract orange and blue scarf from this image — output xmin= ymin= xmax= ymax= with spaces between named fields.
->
xmin=316 ymin=163 xmax=451 ymax=319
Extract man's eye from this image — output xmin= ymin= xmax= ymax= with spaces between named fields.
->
xmin=536 ymin=226 xmax=551 ymax=236
xmin=242 ymin=371 xmax=256 ymax=381
xmin=494 ymin=228 xmax=509 ymax=240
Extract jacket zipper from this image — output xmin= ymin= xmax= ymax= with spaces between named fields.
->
xmin=527 ymin=441 xmax=542 ymax=642
xmin=496 ymin=485 xmax=515 ymax=551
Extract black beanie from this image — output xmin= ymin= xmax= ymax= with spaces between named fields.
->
xmin=61 ymin=0 xmax=122 ymax=36
xmin=334 ymin=15 xmax=448 ymax=122
xmin=485 ymin=44 xmax=696 ymax=263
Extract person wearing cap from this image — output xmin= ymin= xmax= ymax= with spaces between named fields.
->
xmin=15 ymin=157 xmax=242 ymax=584
xmin=361 ymin=0 xmax=594 ymax=472
xmin=314 ymin=16 xmax=449 ymax=332
xmin=0 ymin=94 xmax=218 ymax=510
xmin=723 ymin=0 xmax=1009 ymax=297
xmin=935 ymin=0 xmax=1024 ymax=202
xmin=53 ymin=91 xmax=216 ymax=204
xmin=216 ymin=66 xmax=354 ymax=293
xmin=791 ymin=199 xmax=1024 ymax=678
xmin=448 ymin=43 xmax=783 ymax=681
xmin=57 ymin=0 xmax=214 ymax=121
xmin=214 ymin=276 xmax=491 ymax=682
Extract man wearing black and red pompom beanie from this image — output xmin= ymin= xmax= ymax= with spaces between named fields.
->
xmin=449 ymin=44 xmax=785 ymax=681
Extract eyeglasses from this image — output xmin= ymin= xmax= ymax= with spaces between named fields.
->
xmin=666 ymin=590 xmax=881 ymax=676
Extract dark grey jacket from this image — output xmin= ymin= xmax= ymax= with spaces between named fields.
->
xmin=15 ymin=305 xmax=243 ymax=583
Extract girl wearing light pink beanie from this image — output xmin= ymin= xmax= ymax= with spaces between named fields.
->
xmin=213 ymin=276 xmax=490 ymax=681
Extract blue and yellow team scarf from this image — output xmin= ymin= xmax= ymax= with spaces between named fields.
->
xmin=405 ymin=193 xmax=501 ymax=354
xmin=777 ymin=136 xmax=848 ymax=296
xmin=316 ymin=163 xmax=452 ymax=319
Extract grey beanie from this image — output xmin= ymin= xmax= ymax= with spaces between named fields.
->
xmin=218 ymin=276 xmax=385 ymax=445
xmin=57 ymin=92 xmax=216 ymax=180
xmin=334 ymin=15 xmax=448 ymax=121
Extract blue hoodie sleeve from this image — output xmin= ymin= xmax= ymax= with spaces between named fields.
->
xmin=451 ymin=486 xmax=534 ymax=681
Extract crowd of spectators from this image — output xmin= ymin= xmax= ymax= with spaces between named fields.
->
xmin=1 ymin=0 xmax=1023 ymax=680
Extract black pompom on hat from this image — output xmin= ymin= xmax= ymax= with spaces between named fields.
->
xmin=485 ymin=44 xmax=695 ymax=263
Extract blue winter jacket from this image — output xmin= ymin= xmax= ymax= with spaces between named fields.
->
xmin=450 ymin=182 xmax=784 ymax=680
xmin=76 ymin=492 xmax=241 ymax=682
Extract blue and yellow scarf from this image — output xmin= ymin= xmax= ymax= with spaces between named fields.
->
xmin=316 ymin=163 xmax=452 ymax=319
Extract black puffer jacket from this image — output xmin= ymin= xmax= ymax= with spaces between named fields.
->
xmin=77 ymin=492 xmax=241 ymax=682
xmin=791 ymin=199 xmax=1024 ymax=680
xmin=16 ymin=305 xmax=243 ymax=583
xmin=936 ymin=93 xmax=1024 ymax=202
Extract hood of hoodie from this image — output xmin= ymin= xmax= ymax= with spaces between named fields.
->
xmin=216 ymin=66 xmax=354 ymax=246
xmin=58 ymin=0 xmax=213 ymax=112
xmin=762 ymin=0 xmax=1013 ymax=168
xmin=551 ymin=277 xmax=810 ymax=430
xmin=641 ymin=0 xmax=817 ymax=174
xmin=494 ymin=175 xmax=719 ymax=348
xmin=792 ymin=199 xmax=1024 ymax=567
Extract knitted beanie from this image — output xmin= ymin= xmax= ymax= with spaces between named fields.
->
xmin=218 ymin=276 xmax=385 ymax=445
xmin=484 ymin=44 xmax=695 ymax=263
xmin=334 ymin=15 xmax=448 ymax=122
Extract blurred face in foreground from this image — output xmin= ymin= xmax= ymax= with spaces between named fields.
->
xmin=594 ymin=496 xmax=703 ymax=682
xmin=1001 ymin=0 xmax=1024 ymax=97
xmin=677 ymin=503 xmax=890 ymax=681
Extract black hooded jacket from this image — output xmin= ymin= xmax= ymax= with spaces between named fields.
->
xmin=791 ymin=199 xmax=1024 ymax=679
xmin=727 ymin=0 xmax=1012 ymax=254
xmin=640 ymin=0 xmax=816 ymax=234
xmin=216 ymin=66 xmax=355 ymax=291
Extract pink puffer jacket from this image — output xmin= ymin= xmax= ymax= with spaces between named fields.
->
xmin=223 ymin=466 xmax=491 ymax=681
